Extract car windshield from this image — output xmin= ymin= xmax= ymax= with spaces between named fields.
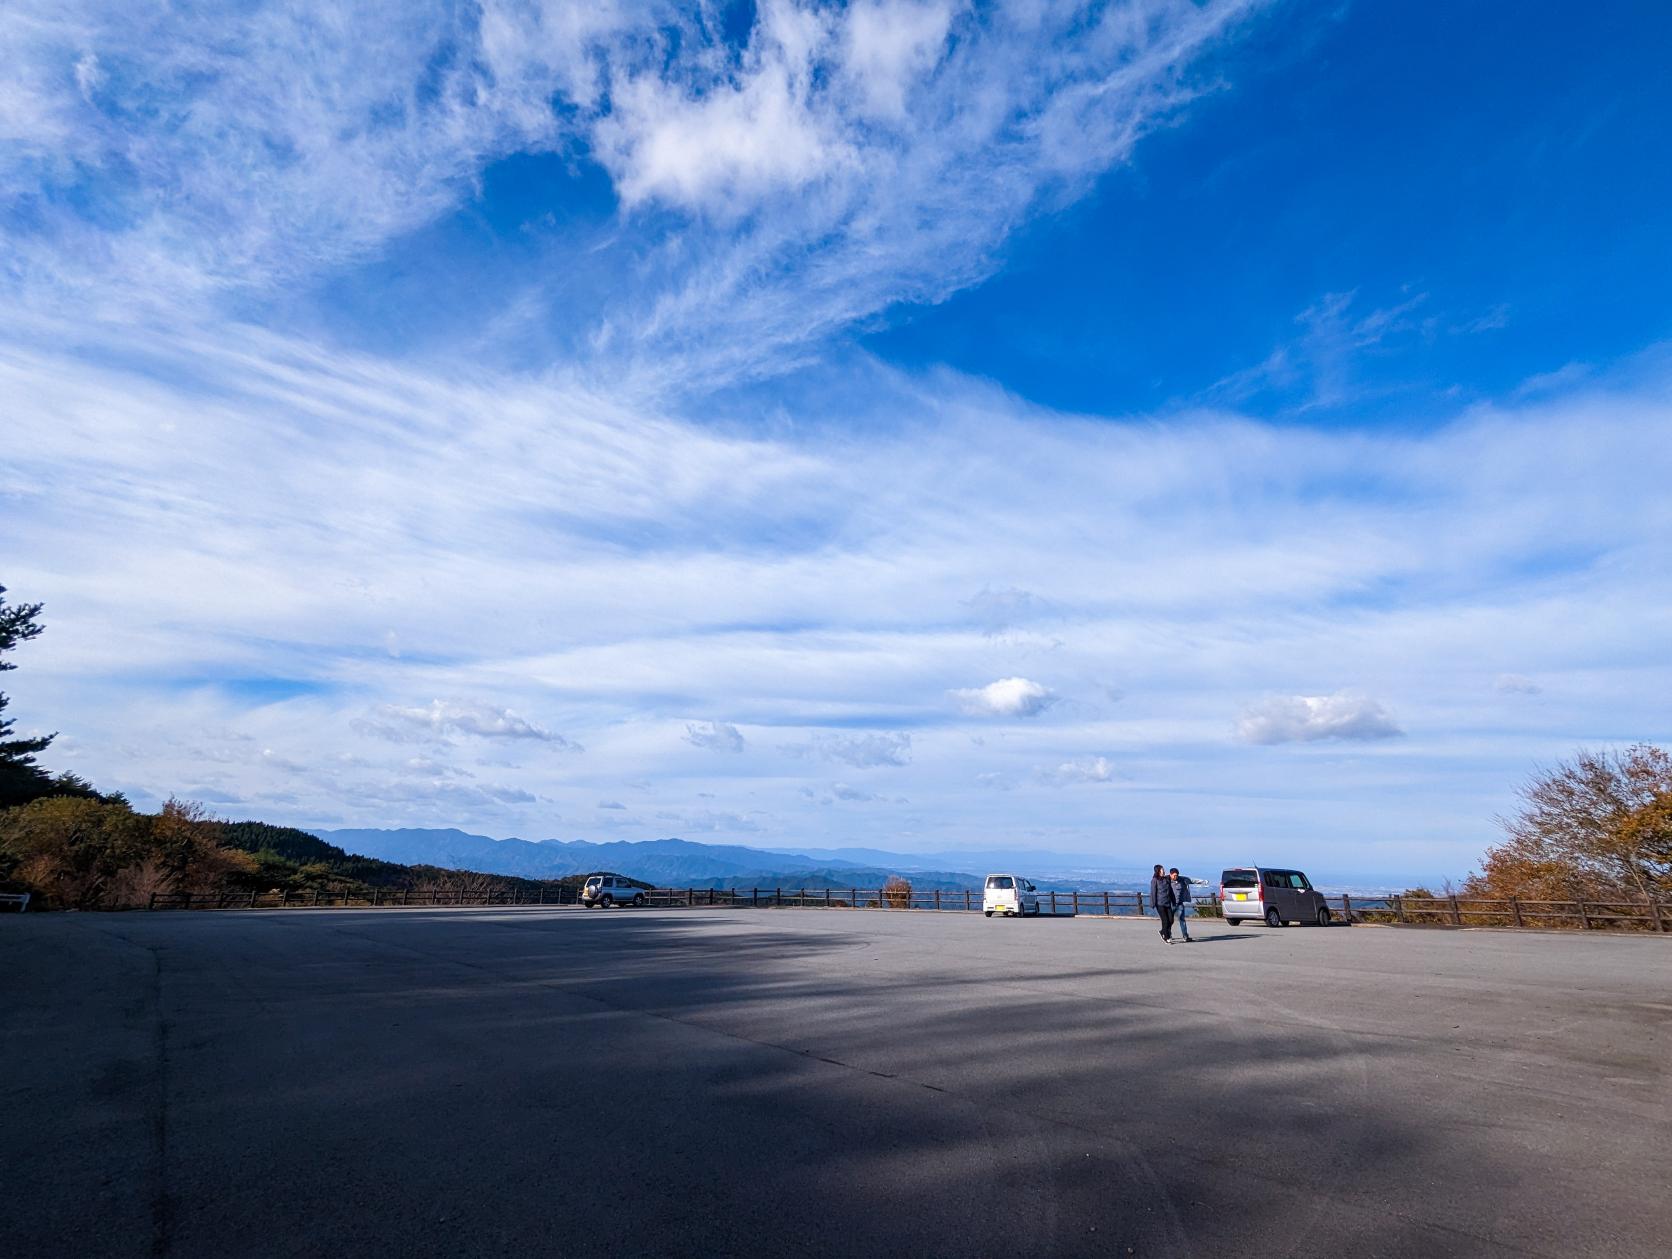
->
xmin=987 ymin=876 xmax=1014 ymax=889
xmin=1221 ymin=869 xmax=1258 ymax=888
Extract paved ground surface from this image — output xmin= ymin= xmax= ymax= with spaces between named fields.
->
xmin=4 ymin=908 xmax=1670 ymax=1258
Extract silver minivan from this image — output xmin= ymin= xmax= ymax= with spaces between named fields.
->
xmin=581 ymin=875 xmax=647 ymax=908
xmin=1219 ymin=867 xmax=1332 ymax=927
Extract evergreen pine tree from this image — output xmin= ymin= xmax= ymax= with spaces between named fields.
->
xmin=0 ymin=585 xmax=59 ymax=807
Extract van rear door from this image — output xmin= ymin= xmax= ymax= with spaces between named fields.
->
xmin=1221 ymin=868 xmax=1259 ymax=915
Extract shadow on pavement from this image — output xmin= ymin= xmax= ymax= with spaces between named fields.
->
xmin=4 ymin=907 xmax=1661 ymax=1259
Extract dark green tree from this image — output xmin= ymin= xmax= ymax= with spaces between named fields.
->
xmin=0 ymin=585 xmax=58 ymax=808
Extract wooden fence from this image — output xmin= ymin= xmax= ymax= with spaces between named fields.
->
xmin=143 ymin=886 xmax=1671 ymax=932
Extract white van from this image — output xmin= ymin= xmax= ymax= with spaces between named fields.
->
xmin=983 ymin=873 xmax=1041 ymax=917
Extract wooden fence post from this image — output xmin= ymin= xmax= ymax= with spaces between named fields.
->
xmin=1511 ymin=898 xmax=1523 ymax=928
xmin=1650 ymin=897 xmax=1666 ymax=934
xmin=1071 ymin=891 xmax=1079 ymax=916
xmin=148 ymin=891 xmax=157 ymax=910
xmin=965 ymin=889 xmax=972 ymax=911
xmin=1135 ymin=891 xmax=1144 ymax=916
xmin=1050 ymin=891 xmax=1057 ymax=916
xmin=313 ymin=887 xmax=321 ymax=907
xmin=1393 ymin=894 xmax=1405 ymax=922
xmin=1449 ymin=896 xmax=1461 ymax=926
xmin=934 ymin=889 xmax=941 ymax=911
xmin=775 ymin=887 xmax=782 ymax=908
xmin=1579 ymin=901 xmax=1593 ymax=929
xmin=1340 ymin=893 xmax=1352 ymax=923
xmin=1103 ymin=891 xmax=1110 ymax=916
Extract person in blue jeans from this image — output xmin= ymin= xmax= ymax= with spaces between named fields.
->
xmin=1169 ymin=867 xmax=1193 ymax=942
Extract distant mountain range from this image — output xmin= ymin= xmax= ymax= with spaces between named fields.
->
xmin=310 ymin=828 xmax=1151 ymax=893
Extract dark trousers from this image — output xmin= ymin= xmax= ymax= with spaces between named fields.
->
xmin=1157 ymin=905 xmax=1175 ymax=940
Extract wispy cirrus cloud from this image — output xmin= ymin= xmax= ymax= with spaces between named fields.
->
xmin=9 ymin=319 xmax=1671 ymax=866
xmin=2 ymin=0 xmax=1261 ymax=391
xmin=378 ymin=700 xmax=576 ymax=746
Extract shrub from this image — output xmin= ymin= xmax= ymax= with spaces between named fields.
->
xmin=0 ymin=795 xmax=249 ymax=909
xmin=881 ymin=875 xmax=913 ymax=909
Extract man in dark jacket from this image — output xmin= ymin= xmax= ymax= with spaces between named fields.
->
xmin=1170 ymin=867 xmax=1193 ymax=942
xmin=1149 ymin=863 xmax=1176 ymax=943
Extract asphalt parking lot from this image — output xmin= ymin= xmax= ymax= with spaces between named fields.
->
xmin=4 ymin=907 xmax=1669 ymax=1257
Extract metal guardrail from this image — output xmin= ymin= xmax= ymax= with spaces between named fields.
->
xmin=141 ymin=886 xmax=1672 ymax=932
xmin=0 ymin=891 xmax=30 ymax=913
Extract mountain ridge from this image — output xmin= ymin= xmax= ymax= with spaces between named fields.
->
xmin=308 ymin=827 xmax=1159 ymax=892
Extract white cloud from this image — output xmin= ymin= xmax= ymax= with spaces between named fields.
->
xmin=806 ymin=782 xmax=907 ymax=805
xmin=951 ymin=677 xmax=1057 ymax=718
xmin=1042 ymin=756 xmax=1117 ymax=785
xmin=597 ymin=800 xmax=627 ymax=810
xmin=684 ymin=720 xmax=746 ymax=753
xmin=379 ymin=700 xmax=575 ymax=745
xmin=783 ymin=731 xmax=912 ymax=767
xmin=1493 ymin=674 xmax=1542 ymax=695
xmin=1235 ymin=692 xmax=1404 ymax=745
xmin=841 ymin=1 xmax=953 ymax=120
xmin=597 ymin=7 xmax=846 ymax=211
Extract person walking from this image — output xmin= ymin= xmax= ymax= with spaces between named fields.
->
xmin=1149 ymin=863 xmax=1176 ymax=943
xmin=1170 ymin=867 xmax=1193 ymax=942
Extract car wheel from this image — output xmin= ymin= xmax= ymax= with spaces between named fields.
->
xmin=1265 ymin=907 xmax=1283 ymax=928
xmin=984 ymin=910 xmax=993 ymax=917
xmin=633 ymin=893 xmax=646 ymax=908
xmin=600 ymin=894 xmax=613 ymax=908
xmin=1224 ymin=917 xmax=1241 ymax=926
xmin=1316 ymin=907 xmax=1332 ymax=927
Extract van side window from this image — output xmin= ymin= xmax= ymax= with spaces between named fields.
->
xmin=1264 ymin=870 xmax=1284 ymax=888
xmin=1290 ymin=873 xmax=1312 ymax=890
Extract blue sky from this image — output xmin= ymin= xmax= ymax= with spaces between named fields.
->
xmin=3 ymin=1 xmax=1670 ymax=884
